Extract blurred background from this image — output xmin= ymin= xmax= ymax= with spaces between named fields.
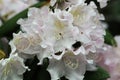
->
xmin=101 ymin=0 xmax=120 ymax=36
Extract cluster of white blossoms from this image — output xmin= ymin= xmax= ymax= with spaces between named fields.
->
xmin=0 ymin=0 xmax=109 ymax=80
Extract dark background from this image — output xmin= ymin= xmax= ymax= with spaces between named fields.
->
xmin=100 ymin=0 xmax=120 ymax=36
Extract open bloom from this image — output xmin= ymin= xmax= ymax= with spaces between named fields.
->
xmin=69 ymin=2 xmax=105 ymax=54
xmin=48 ymin=49 xmax=98 ymax=80
xmin=10 ymin=31 xmax=42 ymax=55
xmin=47 ymin=50 xmax=87 ymax=80
xmin=0 ymin=53 xmax=28 ymax=80
xmin=43 ymin=9 xmax=79 ymax=59
xmin=17 ymin=6 xmax=49 ymax=46
xmin=15 ymin=7 xmax=53 ymax=64
xmin=10 ymin=6 xmax=53 ymax=63
xmin=9 ymin=31 xmax=53 ymax=64
xmin=17 ymin=7 xmax=80 ymax=60
xmin=15 ymin=0 xmax=106 ymax=63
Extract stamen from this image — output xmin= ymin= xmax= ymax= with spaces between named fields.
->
xmin=63 ymin=57 xmax=79 ymax=69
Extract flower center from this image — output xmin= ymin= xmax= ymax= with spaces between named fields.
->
xmin=63 ymin=51 xmax=79 ymax=69
xmin=54 ymin=19 xmax=65 ymax=30
xmin=14 ymin=37 xmax=30 ymax=51
xmin=70 ymin=6 xmax=81 ymax=20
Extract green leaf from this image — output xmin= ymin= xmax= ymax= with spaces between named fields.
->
xmin=35 ymin=58 xmax=50 ymax=80
xmin=104 ymin=30 xmax=117 ymax=46
xmin=84 ymin=66 xmax=110 ymax=80
xmin=23 ymin=57 xmax=50 ymax=80
xmin=0 ymin=1 xmax=48 ymax=38
xmin=101 ymin=0 xmax=120 ymax=22
xmin=23 ymin=56 xmax=39 ymax=80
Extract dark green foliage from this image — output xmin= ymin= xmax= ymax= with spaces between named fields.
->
xmin=104 ymin=30 xmax=117 ymax=46
xmin=23 ymin=56 xmax=50 ymax=80
xmin=84 ymin=66 xmax=110 ymax=80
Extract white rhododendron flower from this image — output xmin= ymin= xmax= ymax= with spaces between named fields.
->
xmin=16 ymin=7 xmax=53 ymax=64
xmin=17 ymin=7 xmax=78 ymax=60
xmin=9 ymin=31 xmax=52 ymax=64
xmin=10 ymin=31 xmax=42 ymax=54
xmin=16 ymin=2 xmax=105 ymax=60
xmin=4 ymin=0 xmax=108 ymax=79
xmin=0 ymin=53 xmax=28 ymax=80
xmin=47 ymin=50 xmax=87 ymax=80
xmin=69 ymin=2 xmax=105 ymax=54
xmin=8 ymin=0 xmax=106 ymax=63
xmin=43 ymin=9 xmax=79 ymax=59
xmin=17 ymin=6 xmax=49 ymax=40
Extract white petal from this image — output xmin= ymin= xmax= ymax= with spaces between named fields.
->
xmin=47 ymin=59 xmax=64 ymax=80
xmin=97 ymin=0 xmax=108 ymax=8
xmin=0 ymin=53 xmax=28 ymax=80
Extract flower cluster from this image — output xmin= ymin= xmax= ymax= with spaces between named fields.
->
xmin=0 ymin=0 xmax=109 ymax=80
